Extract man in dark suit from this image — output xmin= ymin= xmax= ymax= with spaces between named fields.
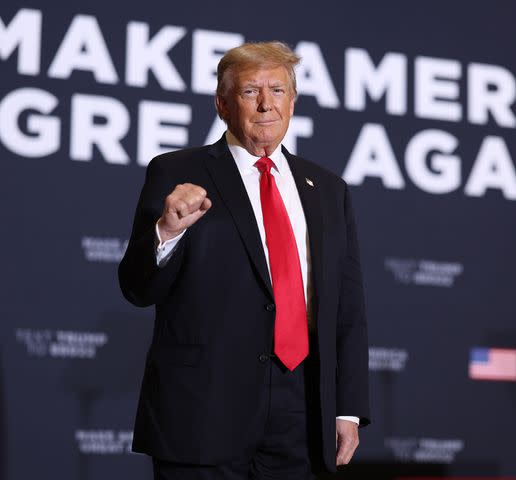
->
xmin=119 ymin=41 xmax=370 ymax=479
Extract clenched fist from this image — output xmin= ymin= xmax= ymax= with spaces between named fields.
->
xmin=157 ymin=183 xmax=212 ymax=242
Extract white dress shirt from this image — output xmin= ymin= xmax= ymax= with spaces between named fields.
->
xmin=155 ymin=131 xmax=359 ymax=425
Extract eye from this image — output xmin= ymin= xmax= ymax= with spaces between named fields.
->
xmin=272 ymin=87 xmax=285 ymax=95
xmin=242 ymin=88 xmax=258 ymax=97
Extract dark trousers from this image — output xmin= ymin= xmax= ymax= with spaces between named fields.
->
xmin=153 ymin=349 xmax=323 ymax=480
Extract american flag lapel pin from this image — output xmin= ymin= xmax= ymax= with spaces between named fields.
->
xmin=305 ymin=177 xmax=314 ymax=187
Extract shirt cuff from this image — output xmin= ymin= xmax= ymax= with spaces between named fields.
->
xmin=155 ymin=222 xmax=186 ymax=267
xmin=336 ymin=416 xmax=360 ymax=424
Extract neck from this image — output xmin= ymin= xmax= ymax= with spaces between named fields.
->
xmin=226 ymin=130 xmax=280 ymax=158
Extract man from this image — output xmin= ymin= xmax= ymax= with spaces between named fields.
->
xmin=119 ymin=41 xmax=370 ymax=479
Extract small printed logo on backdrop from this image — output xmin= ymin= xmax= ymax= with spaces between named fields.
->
xmin=75 ymin=430 xmax=133 ymax=454
xmin=16 ymin=328 xmax=108 ymax=359
xmin=385 ymin=437 xmax=464 ymax=463
xmin=369 ymin=347 xmax=408 ymax=372
xmin=81 ymin=236 xmax=128 ymax=263
xmin=469 ymin=347 xmax=516 ymax=382
xmin=385 ymin=258 xmax=463 ymax=287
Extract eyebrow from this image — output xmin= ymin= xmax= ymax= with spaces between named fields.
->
xmin=240 ymin=82 xmax=287 ymax=88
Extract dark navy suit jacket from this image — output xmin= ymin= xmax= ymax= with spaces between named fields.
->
xmin=118 ymin=135 xmax=370 ymax=472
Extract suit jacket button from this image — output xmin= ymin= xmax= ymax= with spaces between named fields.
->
xmin=265 ymin=303 xmax=275 ymax=312
xmin=259 ymin=354 xmax=269 ymax=363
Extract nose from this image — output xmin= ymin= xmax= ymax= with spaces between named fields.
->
xmin=257 ymin=90 xmax=273 ymax=112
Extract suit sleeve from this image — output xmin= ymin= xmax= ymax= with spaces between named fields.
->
xmin=118 ymin=157 xmax=187 ymax=307
xmin=335 ymin=183 xmax=371 ymax=426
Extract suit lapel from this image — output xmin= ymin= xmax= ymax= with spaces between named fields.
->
xmin=282 ymin=146 xmax=325 ymax=320
xmin=204 ymin=137 xmax=274 ymax=299
xmin=203 ymin=137 xmax=325 ymax=309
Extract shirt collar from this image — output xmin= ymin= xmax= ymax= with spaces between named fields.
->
xmin=225 ymin=130 xmax=286 ymax=175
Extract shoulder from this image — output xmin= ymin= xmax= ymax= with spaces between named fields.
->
xmin=285 ymin=149 xmax=348 ymax=192
xmin=147 ymin=144 xmax=212 ymax=174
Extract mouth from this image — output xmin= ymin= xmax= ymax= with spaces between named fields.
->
xmin=254 ymin=120 xmax=278 ymax=125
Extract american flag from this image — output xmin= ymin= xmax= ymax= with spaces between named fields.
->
xmin=469 ymin=347 xmax=516 ymax=382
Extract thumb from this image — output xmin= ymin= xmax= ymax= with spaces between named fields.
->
xmin=200 ymin=197 xmax=212 ymax=212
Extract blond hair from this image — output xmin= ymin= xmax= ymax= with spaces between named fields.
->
xmin=216 ymin=41 xmax=300 ymax=97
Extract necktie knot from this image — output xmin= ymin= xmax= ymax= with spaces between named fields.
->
xmin=255 ymin=156 xmax=275 ymax=174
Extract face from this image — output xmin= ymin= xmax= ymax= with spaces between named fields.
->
xmin=216 ymin=65 xmax=295 ymax=156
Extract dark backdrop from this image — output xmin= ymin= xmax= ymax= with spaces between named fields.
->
xmin=1 ymin=1 xmax=515 ymax=479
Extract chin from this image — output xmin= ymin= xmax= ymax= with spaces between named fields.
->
xmin=255 ymin=138 xmax=280 ymax=149
xmin=253 ymin=131 xmax=282 ymax=145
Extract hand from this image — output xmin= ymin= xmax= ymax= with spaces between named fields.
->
xmin=336 ymin=418 xmax=359 ymax=466
xmin=157 ymin=183 xmax=212 ymax=242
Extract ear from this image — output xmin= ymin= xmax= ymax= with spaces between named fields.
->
xmin=215 ymin=95 xmax=229 ymax=122
xmin=289 ymin=95 xmax=295 ymax=117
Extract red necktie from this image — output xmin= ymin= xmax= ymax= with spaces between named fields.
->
xmin=255 ymin=156 xmax=308 ymax=371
